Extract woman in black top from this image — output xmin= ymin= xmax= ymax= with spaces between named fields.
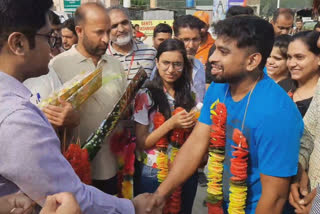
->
xmin=287 ymin=31 xmax=320 ymax=117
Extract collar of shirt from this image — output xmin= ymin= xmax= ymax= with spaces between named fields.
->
xmin=108 ymin=40 xmax=138 ymax=57
xmin=69 ymin=45 xmax=109 ymax=65
xmin=0 ymin=71 xmax=32 ymax=99
xmin=192 ymin=58 xmax=203 ymax=79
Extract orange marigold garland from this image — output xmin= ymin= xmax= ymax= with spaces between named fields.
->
xmin=153 ymin=112 xmax=169 ymax=183
xmin=165 ymin=107 xmax=191 ymax=214
xmin=228 ymin=129 xmax=249 ymax=214
xmin=207 ymin=101 xmax=227 ymax=214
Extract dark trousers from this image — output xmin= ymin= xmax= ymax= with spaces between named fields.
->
xmin=92 ymin=175 xmax=118 ymax=195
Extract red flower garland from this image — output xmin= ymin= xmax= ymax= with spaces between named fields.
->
xmin=207 ymin=102 xmax=227 ymax=214
xmin=110 ymin=129 xmax=136 ymax=199
xmin=64 ymin=144 xmax=92 ymax=185
xmin=153 ymin=112 xmax=169 ymax=182
xmin=165 ymin=107 xmax=191 ymax=214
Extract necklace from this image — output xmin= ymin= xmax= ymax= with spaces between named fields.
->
xmin=207 ymin=78 xmax=259 ymax=214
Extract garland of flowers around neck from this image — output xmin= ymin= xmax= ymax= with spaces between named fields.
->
xmin=207 ymin=81 xmax=257 ymax=214
xmin=206 ymin=100 xmax=227 ymax=214
xmin=163 ymin=107 xmax=192 ymax=214
xmin=153 ymin=112 xmax=169 ymax=183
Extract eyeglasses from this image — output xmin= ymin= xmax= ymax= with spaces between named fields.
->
xmin=35 ymin=32 xmax=60 ymax=48
xmin=159 ymin=61 xmax=184 ymax=71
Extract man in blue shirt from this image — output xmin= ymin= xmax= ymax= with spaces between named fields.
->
xmin=145 ymin=15 xmax=303 ymax=214
xmin=0 ymin=0 xmax=151 ymax=213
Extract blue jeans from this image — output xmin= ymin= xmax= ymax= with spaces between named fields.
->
xmin=138 ymin=164 xmax=198 ymax=214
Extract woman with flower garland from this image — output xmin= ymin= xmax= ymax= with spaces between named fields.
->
xmin=145 ymin=16 xmax=303 ymax=214
xmin=133 ymin=38 xmax=197 ymax=213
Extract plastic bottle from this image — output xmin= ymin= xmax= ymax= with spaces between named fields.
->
xmin=191 ymin=102 xmax=203 ymax=120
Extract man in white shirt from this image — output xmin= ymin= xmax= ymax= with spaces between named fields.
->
xmin=50 ymin=2 xmax=127 ymax=195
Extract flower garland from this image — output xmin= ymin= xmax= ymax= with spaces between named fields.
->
xmin=207 ymin=96 xmax=251 ymax=214
xmin=110 ymin=129 xmax=135 ymax=199
xmin=207 ymin=101 xmax=227 ymax=214
xmin=64 ymin=142 xmax=92 ymax=185
xmin=229 ymin=129 xmax=249 ymax=214
xmin=153 ymin=112 xmax=169 ymax=183
xmin=164 ymin=107 xmax=191 ymax=214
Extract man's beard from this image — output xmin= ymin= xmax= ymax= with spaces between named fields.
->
xmin=112 ymin=33 xmax=132 ymax=46
xmin=83 ymin=33 xmax=107 ymax=57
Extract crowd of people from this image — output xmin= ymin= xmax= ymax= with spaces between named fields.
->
xmin=1 ymin=0 xmax=320 ymax=214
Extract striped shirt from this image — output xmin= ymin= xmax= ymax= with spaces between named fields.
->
xmin=107 ymin=40 xmax=157 ymax=81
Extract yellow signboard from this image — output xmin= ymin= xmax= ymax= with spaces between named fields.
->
xmin=132 ymin=20 xmax=174 ymax=36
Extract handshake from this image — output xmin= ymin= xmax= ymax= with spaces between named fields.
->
xmin=4 ymin=191 xmax=167 ymax=214
xmin=132 ymin=191 xmax=166 ymax=214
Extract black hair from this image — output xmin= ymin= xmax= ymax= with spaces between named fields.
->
xmin=291 ymin=31 xmax=320 ymax=55
xmin=145 ymin=39 xmax=195 ymax=119
xmin=153 ymin=23 xmax=173 ymax=38
xmin=173 ymin=15 xmax=203 ymax=36
xmin=134 ymin=24 xmax=140 ymax=27
xmin=0 ymin=0 xmax=53 ymax=51
xmin=75 ymin=2 xmax=107 ymax=26
xmin=273 ymin=35 xmax=292 ymax=58
xmin=296 ymin=17 xmax=303 ymax=23
xmin=62 ymin=18 xmax=77 ymax=36
xmin=272 ymin=8 xmax=294 ymax=23
xmin=215 ymin=15 xmax=274 ymax=71
xmin=48 ymin=10 xmax=61 ymax=26
xmin=314 ymin=22 xmax=320 ymax=30
xmin=226 ymin=6 xmax=254 ymax=18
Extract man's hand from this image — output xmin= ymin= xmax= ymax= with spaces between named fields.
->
xmin=289 ymin=166 xmax=309 ymax=212
xmin=5 ymin=192 xmax=35 ymax=214
xmin=145 ymin=191 xmax=166 ymax=213
xmin=133 ymin=193 xmax=162 ymax=214
xmin=43 ymin=99 xmax=80 ymax=128
xmin=40 ymin=192 xmax=81 ymax=214
xmin=294 ymin=188 xmax=317 ymax=214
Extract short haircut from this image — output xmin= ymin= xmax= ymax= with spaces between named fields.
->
xmin=215 ymin=15 xmax=274 ymax=70
xmin=173 ymin=15 xmax=203 ymax=36
xmin=153 ymin=23 xmax=173 ymax=38
xmin=296 ymin=17 xmax=302 ymax=23
xmin=134 ymin=24 xmax=139 ymax=27
xmin=272 ymin=8 xmax=294 ymax=23
xmin=291 ymin=31 xmax=320 ymax=55
xmin=273 ymin=35 xmax=292 ymax=58
xmin=314 ymin=22 xmax=320 ymax=30
xmin=75 ymin=2 xmax=107 ymax=26
xmin=62 ymin=18 xmax=77 ymax=36
xmin=226 ymin=6 xmax=254 ymax=18
xmin=106 ymin=6 xmax=130 ymax=19
xmin=0 ymin=0 xmax=53 ymax=51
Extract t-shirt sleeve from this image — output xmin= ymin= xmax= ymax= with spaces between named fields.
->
xmin=256 ymin=109 xmax=304 ymax=177
xmin=199 ymin=83 xmax=215 ymax=125
xmin=133 ymin=89 xmax=153 ymax=126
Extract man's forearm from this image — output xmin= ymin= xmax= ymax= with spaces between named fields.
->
xmin=256 ymin=195 xmax=287 ymax=214
xmin=156 ymin=122 xmax=210 ymax=198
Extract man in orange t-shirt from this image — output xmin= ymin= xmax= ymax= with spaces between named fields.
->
xmin=194 ymin=11 xmax=215 ymax=66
